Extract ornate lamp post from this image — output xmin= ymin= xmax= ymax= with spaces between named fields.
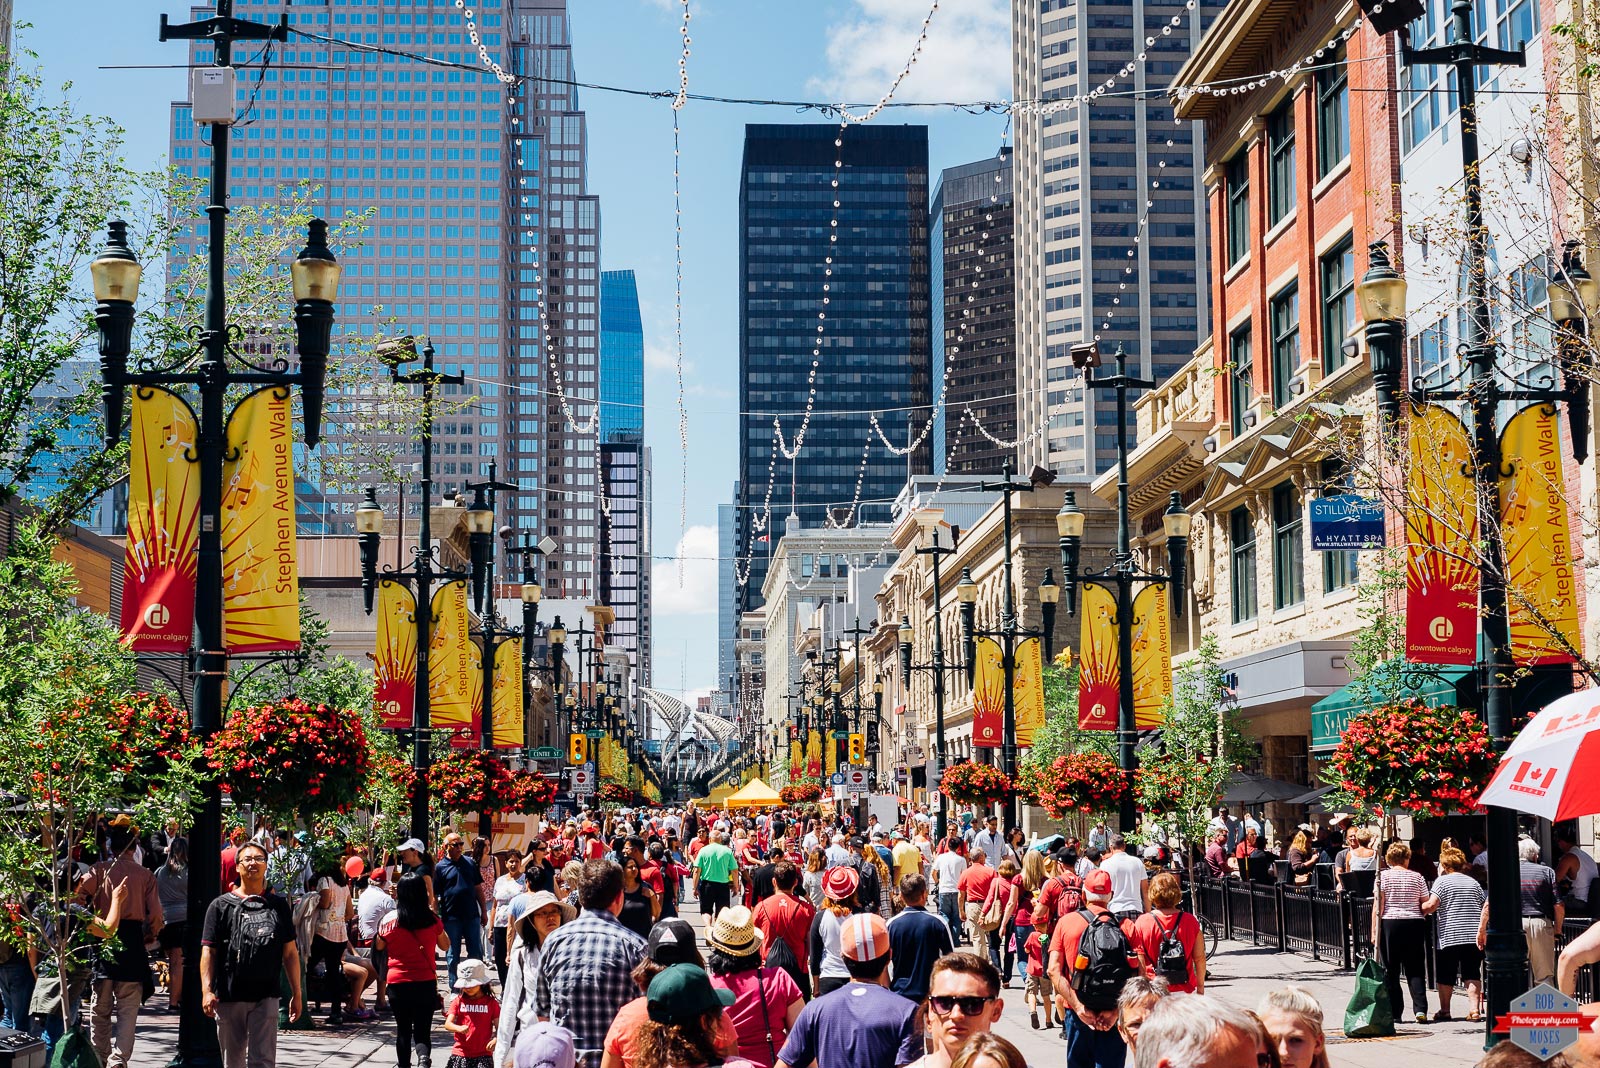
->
xmin=1054 ymin=343 xmax=1190 ymax=833
xmin=899 ymin=509 xmax=961 ymax=841
xmin=955 ymin=461 xmax=1060 ymax=831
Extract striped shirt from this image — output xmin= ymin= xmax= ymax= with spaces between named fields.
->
xmin=1431 ymin=872 xmax=1486 ymax=948
xmin=1378 ymin=867 xmax=1428 ymax=919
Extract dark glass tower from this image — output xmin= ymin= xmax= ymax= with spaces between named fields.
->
xmin=599 ymin=269 xmax=648 ymax=688
xmin=735 ymin=124 xmax=931 ymax=611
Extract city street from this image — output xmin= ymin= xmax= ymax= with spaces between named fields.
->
xmin=123 ymin=903 xmax=1488 ymax=1068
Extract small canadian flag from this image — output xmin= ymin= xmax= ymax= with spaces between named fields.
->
xmin=1509 ymin=761 xmax=1559 ymax=796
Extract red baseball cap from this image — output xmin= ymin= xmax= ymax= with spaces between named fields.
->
xmin=1083 ymin=869 xmax=1113 ymax=896
xmin=839 ymin=912 xmax=890 ymax=962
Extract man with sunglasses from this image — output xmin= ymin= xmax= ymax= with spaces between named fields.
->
xmin=901 ymin=954 xmax=1003 ymax=1068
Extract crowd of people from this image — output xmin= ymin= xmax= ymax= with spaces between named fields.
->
xmin=7 ymin=801 xmax=1596 ymax=1068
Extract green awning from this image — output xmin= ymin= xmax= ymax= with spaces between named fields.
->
xmin=1310 ymin=662 xmax=1473 ymax=753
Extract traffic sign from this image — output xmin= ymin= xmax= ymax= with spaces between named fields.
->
xmin=845 ymin=767 xmax=869 ymax=795
xmin=528 ymin=746 xmax=562 ymax=760
xmin=829 ymin=772 xmax=846 ymax=786
xmin=571 ymin=767 xmax=595 ymax=795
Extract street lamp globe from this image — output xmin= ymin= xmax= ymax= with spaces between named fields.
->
xmin=522 ymin=582 xmax=542 ymax=604
xmin=897 ymin=616 xmax=913 ymax=645
xmin=1038 ymin=570 xmax=1060 ymax=604
xmin=955 ymin=568 xmax=978 ymax=605
xmin=1550 ymin=239 xmax=1600 ymax=322
xmin=1055 ymin=491 xmax=1086 ymax=539
xmin=91 ymin=221 xmax=144 ymax=304
xmin=1356 ymin=241 xmax=1408 ymax=322
xmin=1162 ymin=494 xmax=1193 ymax=540
xmin=355 ymin=488 xmax=384 ymax=535
xmin=290 ymin=219 xmax=341 ymax=302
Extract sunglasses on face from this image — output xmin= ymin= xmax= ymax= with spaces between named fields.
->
xmin=928 ymin=995 xmax=994 ymax=1016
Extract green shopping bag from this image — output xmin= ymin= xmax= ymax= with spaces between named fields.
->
xmin=1344 ymin=955 xmax=1395 ymax=1038
xmin=49 ymin=1026 xmax=102 ymax=1068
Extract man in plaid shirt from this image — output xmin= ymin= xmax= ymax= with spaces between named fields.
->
xmin=536 ymin=859 xmax=646 ymax=1066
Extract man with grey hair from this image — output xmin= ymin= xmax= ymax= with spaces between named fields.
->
xmin=1508 ymin=836 xmax=1562 ymax=986
xmin=693 ymin=827 xmax=739 ymax=917
xmin=1116 ymin=976 xmax=1170 ymax=1058
xmin=1134 ymin=992 xmax=1267 ymax=1068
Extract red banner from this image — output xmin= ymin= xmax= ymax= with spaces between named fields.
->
xmin=1405 ymin=405 xmax=1478 ymax=664
xmin=120 ymin=388 xmax=200 ymax=651
xmin=972 ymin=636 xmax=1004 ymax=748
xmin=1078 ymin=581 xmax=1118 ymax=730
xmin=373 ymin=579 xmax=416 ymax=729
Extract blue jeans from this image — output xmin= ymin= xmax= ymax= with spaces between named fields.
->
xmin=1064 ymin=1010 xmax=1127 ymax=1068
xmin=0 ymin=958 xmax=34 ymax=1034
xmin=441 ymin=913 xmax=483 ymax=987
xmin=938 ymin=892 xmax=963 ymax=946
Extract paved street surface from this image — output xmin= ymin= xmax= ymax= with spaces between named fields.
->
xmin=127 ymin=898 xmax=1490 ymax=1067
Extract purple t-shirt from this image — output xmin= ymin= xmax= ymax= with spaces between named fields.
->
xmin=777 ymin=982 xmax=920 ymax=1068
xmin=711 ymin=967 xmax=804 ymax=1068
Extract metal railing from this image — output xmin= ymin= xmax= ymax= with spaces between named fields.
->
xmin=1188 ymin=874 xmax=1599 ymax=1001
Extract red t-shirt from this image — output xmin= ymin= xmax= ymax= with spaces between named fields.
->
xmin=639 ymin=860 xmax=664 ymax=895
xmin=752 ymin=892 xmax=816 ymax=972
xmin=958 ymin=863 xmax=997 ymax=904
xmin=1047 ymin=905 xmax=1137 ymax=982
xmin=1128 ymin=910 xmax=1201 ymax=993
xmin=1025 ymin=930 xmax=1046 ymax=977
xmin=380 ymin=916 xmax=444 ymax=984
xmin=219 ymin=845 xmax=239 ymax=891
xmin=448 ymin=991 xmax=501 ymax=1057
xmin=1032 ymin=872 xmax=1081 ymax=927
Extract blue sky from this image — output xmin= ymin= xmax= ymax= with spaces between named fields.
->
xmin=21 ymin=0 xmax=1009 ymax=701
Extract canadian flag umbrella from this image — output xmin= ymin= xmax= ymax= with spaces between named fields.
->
xmin=1477 ymin=688 xmax=1600 ymax=820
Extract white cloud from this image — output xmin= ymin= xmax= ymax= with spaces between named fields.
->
xmin=645 ymin=341 xmax=681 ymax=373
xmin=810 ymin=0 xmax=1011 ymax=106
xmin=651 ymin=523 xmax=719 ymax=615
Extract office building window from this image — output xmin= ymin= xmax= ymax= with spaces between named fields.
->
xmin=1270 ymin=284 xmax=1300 ymax=409
xmin=1316 ymin=43 xmax=1350 ymax=178
xmin=1320 ymin=238 xmax=1356 ymax=374
xmin=1229 ymin=326 xmax=1253 ymax=438
xmin=1267 ymin=99 xmax=1296 ymax=225
xmin=1230 ymin=506 xmax=1257 ymax=624
xmin=1321 ymin=459 xmax=1358 ymax=593
xmin=1226 ymin=153 xmax=1250 ymax=264
xmin=1272 ymin=481 xmax=1305 ymax=610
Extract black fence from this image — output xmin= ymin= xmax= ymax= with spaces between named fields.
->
xmin=1188 ymin=874 xmax=1600 ymax=1002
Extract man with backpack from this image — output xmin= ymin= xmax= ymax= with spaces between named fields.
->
xmin=753 ymin=861 xmax=815 ymax=999
xmin=1031 ymin=848 xmax=1084 ymax=930
xmin=200 ymin=841 xmax=303 ymax=1068
xmin=1128 ymin=873 xmax=1203 ymax=995
xmin=1046 ymin=869 xmax=1138 ymax=1068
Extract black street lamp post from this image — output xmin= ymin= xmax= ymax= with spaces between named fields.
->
xmin=93 ymin=6 xmax=329 ymax=1060
xmin=956 ymin=461 xmax=1061 ymax=832
xmin=841 ymin=616 xmax=877 ymax=827
xmin=1362 ymin=0 xmax=1600 ymax=1042
xmin=506 ymin=530 xmax=560 ymax=746
xmin=463 ymin=470 xmax=517 ymax=836
xmin=1056 ymin=342 xmax=1190 ymax=834
xmin=899 ymin=511 xmax=962 ymax=842
xmin=357 ymin=338 xmax=497 ymax=845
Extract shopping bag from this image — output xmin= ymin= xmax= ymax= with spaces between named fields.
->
xmin=50 ymin=1026 xmax=102 ymax=1068
xmin=1343 ymin=955 xmax=1395 ymax=1038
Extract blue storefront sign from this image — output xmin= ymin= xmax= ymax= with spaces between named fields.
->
xmin=1309 ymin=494 xmax=1386 ymax=550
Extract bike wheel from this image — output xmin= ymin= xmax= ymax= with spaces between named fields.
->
xmin=1201 ymin=916 xmax=1219 ymax=959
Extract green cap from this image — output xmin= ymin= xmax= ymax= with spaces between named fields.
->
xmin=646 ymin=963 xmax=736 ymax=1026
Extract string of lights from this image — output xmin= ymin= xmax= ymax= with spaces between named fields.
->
xmin=672 ymin=0 xmax=693 ymax=584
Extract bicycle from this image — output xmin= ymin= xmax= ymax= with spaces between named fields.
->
xmin=1197 ymin=912 xmax=1220 ymax=959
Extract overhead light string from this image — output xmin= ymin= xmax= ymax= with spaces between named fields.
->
xmin=672 ymin=0 xmax=692 ymax=584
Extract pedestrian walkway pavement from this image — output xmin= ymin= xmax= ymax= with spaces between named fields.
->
xmin=126 ymin=914 xmax=1491 ymax=1067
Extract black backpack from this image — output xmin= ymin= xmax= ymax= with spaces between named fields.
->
xmin=1154 ymin=912 xmax=1190 ymax=987
xmin=763 ymin=929 xmax=806 ymax=996
xmin=226 ymin=895 xmax=284 ymax=993
xmin=1070 ymin=909 xmax=1137 ymax=1012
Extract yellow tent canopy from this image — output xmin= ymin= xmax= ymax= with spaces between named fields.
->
xmin=725 ymin=778 xmax=784 ymax=809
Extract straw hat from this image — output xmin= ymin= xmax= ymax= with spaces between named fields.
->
xmin=706 ymin=905 xmax=761 ymax=957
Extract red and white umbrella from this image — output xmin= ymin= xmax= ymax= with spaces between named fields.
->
xmin=1478 ymin=687 xmax=1600 ymax=820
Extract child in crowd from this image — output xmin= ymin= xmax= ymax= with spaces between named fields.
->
xmin=1024 ymin=915 xmax=1053 ymax=1030
xmin=444 ymin=958 xmax=502 ymax=1068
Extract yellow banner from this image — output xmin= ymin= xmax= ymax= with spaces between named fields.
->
xmin=1078 ymin=581 xmax=1118 ymax=731
xmin=1500 ymin=404 xmax=1582 ymax=665
xmin=1405 ymin=405 xmax=1478 ymax=664
xmin=1014 ymin=636 xmax=1046 ymax=746
xmin=374 ymin=580 xmax=416 ymax=729
xmin=221 ymin=387 xmax=299 ymax=652
xmin=790 ymin=735 xmax=802 ymax=774
xmin=429 ymin=580 xmax=477 ymax=743
xmin=807 ymin=729 xmax=823 ymax=778
xmin=598 ymin=735 xmax=616 ymax=781
xmin=492 ymin=638 xmax=524 ymax=748
xmin=120 ymin=387 xmax=200 ymax=652
xmin=972 ymin=635 xmax=1005 ymax=748
xmin=1131 ymin=585 xmax=1173 ymax=728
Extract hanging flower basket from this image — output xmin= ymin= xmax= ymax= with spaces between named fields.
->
xmin=1329 ymin=700 xmax=1497 ymax=819
xmin=780 ymin=781 xmax=823 ymax=805
xmin=208 ymin=699 xmax=373 ymax=819
xmin=940 ymin=761 xmax=1014 ymax=806
xmin=106 ymin=692 xmax=196 ymax=798
xmin=427 ymin=750 xmax=518 ymax=813
xmin=1022 ymin=752 xmax=1128 ymax=820
xmin=596 ymin=781 xmax=635 ymax=806
xmin=509 ymin=773 xmax=559 ymax=813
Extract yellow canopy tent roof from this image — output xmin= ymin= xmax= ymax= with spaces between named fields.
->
xmin=725 ymin=778 xmax=784 ymax=809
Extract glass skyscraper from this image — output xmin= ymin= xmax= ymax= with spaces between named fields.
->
xmin=167 ymin=0 xmax=606 ymax=599
xmin=599 ymin=269 xmax=644 ymax=442
xmin=735 ymin=124 xmax=932 ymax=611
